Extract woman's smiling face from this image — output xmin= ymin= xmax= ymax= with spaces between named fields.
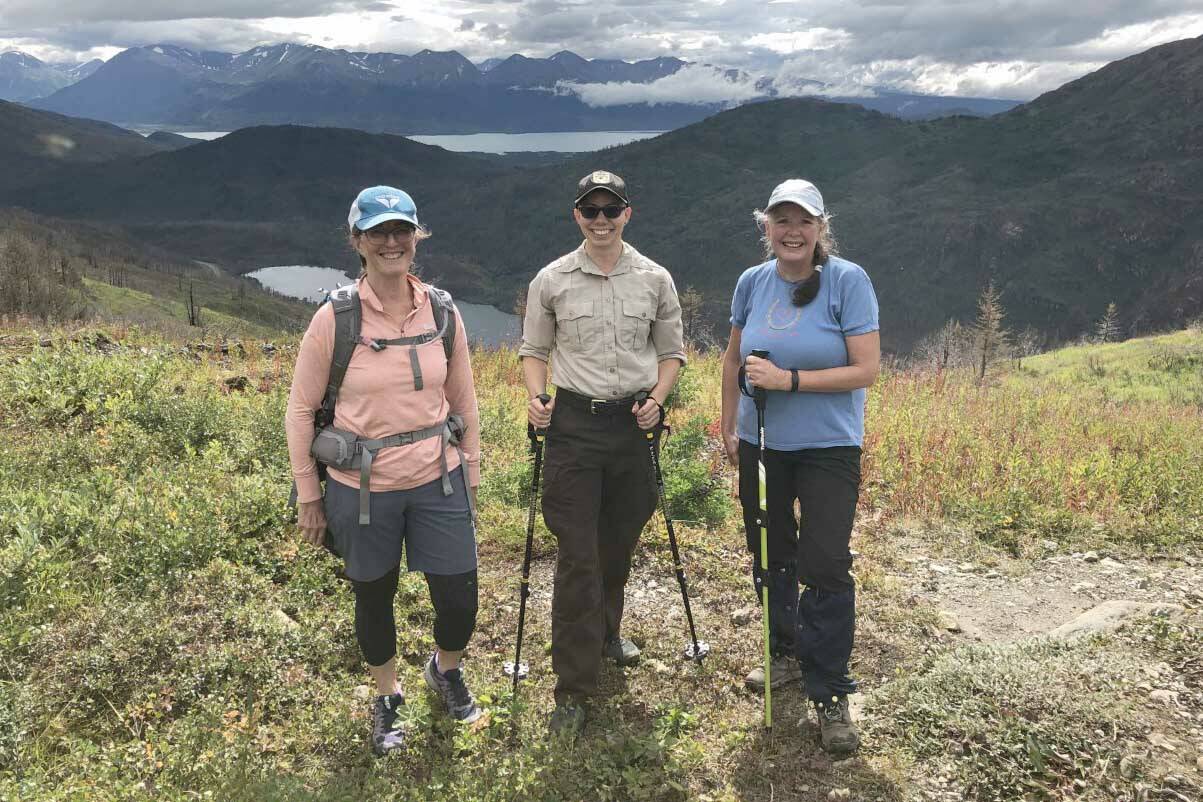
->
xmin=765 ymin=202 xmax=823 ymax=269
xmin=355 ymin=221 xmax=417 ymax=277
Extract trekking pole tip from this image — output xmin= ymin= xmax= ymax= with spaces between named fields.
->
xmin=502 ymin=661 xmax=530 ymax=681
xmin=683 ymin=641 xmax=711 ymax=662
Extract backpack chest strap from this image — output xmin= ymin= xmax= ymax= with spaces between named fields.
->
xmin=358 ymin=334 xmax=439 ymax=391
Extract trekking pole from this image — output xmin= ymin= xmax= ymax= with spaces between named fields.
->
xmin=504 ymin=393 xmax=551 ymax=693
xmin=749 ymin=349 xmax=773 ymax=729
xmin=635 ymin=391 xmax=710 ymax=663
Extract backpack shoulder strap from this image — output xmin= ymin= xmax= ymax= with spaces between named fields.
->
xmin=426 ymin=285 xmax=456 ymax=363
xmin=317 ymin=283 xmax=361 ymax=428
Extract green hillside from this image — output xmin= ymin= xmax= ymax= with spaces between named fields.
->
xmin=1013 ymin=328 xmax=1203 ymax=405
xmin=2 ymin=319 xmax=1199 ymax=800
xmin=0 ymin=207 xmax=313 ymax=335
xmin=0 ymin=98 xmax=167 ymax=188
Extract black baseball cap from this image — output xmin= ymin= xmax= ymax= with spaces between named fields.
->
xmin=574 ymin=170 xmax=629 ymax=205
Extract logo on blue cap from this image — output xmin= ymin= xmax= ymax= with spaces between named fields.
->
xmin=348 ymin=186 xmax=420 ymax=231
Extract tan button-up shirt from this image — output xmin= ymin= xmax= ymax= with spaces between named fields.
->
xmin=519 ymin=241 xmax=686 ymax=399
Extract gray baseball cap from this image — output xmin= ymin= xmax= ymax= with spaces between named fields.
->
xmin=766 ymin=179 xmax=825 ymax=216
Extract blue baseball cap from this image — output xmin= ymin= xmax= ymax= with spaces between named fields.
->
xmin=347 ymin=185 xmax=420 ymax=231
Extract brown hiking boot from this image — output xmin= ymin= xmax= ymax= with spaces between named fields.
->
xmin=744 ymin=654 xmax=803 ymax=693
xmin=814 ymin=696 xmax=859 ymax=755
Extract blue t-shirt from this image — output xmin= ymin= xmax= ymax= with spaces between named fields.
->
xmin=730 ymin=255 xmax=879 ymax=450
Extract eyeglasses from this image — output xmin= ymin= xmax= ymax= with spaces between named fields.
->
xmin=576 ymin=204 xmax=627 ymax=220
xmin=363 ymin=225 xmax=415 ymax=244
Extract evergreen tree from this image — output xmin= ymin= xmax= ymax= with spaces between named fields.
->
xmin=1096 ymin=302 xmax=1120 ymax=343
xmin=973 ymin=281 xmax=1009 ymax=381
xmin=679 ymin=285 xmax=705 ymax=349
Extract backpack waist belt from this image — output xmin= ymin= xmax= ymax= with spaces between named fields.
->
xmin=311 ymin=415 xmax=474 ymax=526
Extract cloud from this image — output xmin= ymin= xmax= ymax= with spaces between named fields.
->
xmin=559 ymin=64 xmax=764 ymax=107
xmin=0 ymin=1 xmax=383 ymax=26
xmin=2 ymin=19 xmax=283 ymax=56
xmin=3 ymin=1 xmax=1202 ymax=99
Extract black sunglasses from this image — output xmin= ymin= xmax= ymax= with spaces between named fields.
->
xmin=576 ymin=204 xmax=627 ymax=220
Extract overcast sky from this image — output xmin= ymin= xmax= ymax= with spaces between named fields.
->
xmin=2 ymin=0 xmax=1201 ymax=100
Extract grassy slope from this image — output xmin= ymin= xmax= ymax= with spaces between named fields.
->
xmin=83 ymin=279 xmax=295 ymax=340
xmin=1 ymin=206 xmax=315 ymax=337
xmin=1013 ymin=328 xmax=1203 ymax=405
xmin=0 ymin=326 xmax=1199 ymax=801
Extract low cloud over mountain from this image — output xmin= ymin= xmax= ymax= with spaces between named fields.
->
xmin=3 ymin=2 xmax=1202 ymax=100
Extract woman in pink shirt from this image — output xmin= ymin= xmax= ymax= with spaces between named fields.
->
xmin=285 ymin=186 xmax=482 ymax=756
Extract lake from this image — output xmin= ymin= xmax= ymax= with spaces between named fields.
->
xmin=163 ymin=130 xmax=663 ymax=153
xmin=248 ymin=265 xmax=520 ymax=347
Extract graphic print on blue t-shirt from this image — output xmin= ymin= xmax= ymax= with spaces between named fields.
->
xmin=729 ymin=256 xmax=879 ymax=451
xmin=765 ymin=297 xmax=803 ymax=331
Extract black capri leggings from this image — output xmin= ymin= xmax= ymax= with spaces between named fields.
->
xmin=351 ymin=568 xmax=479 ymax=667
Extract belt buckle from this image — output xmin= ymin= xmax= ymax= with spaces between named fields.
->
xmin=589 ymin=399 xmax=605 ymax=415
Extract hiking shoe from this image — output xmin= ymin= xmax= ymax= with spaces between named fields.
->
xmin=370 ymin=692 xmax=406 ymax=756
xmin=547 ymin=700 xmax=587 ymax=739
xmin=423 ymin=654 xmax=482 ymax=724
xmin=814 ymin=696 xmax=860 ymax=755
xmin=603 ymin=636 xmax=641 ymax=667
xmin=745 ymin=654 xmax=803 ymax=693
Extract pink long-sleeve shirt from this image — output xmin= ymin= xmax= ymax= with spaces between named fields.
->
xmin=285 ymin=274 xmax=480 ymax=504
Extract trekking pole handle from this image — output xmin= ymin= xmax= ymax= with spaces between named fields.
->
xmin=528 ymin=393 xmax=551 ymax=446
xmin=748 ymin=350 xmax=770 ymax=405
xmin=633 ymin=391 xmax=664 ymax=432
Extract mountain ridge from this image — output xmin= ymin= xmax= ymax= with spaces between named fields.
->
xmin=27 ymin=42 xmax=1018 ymax=132
xmin=5 ymin=35 xmax=1200 ymax=350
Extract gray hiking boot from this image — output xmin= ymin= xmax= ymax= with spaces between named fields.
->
xmin=548 ymin=700 xmax=587 ymax=739
xmin=814 ymin=696 xmax=860 ymax=755
xmin=745 ymin=654 xmax=803 ymax=692
xmin=370 ymin=692 xmax=406 ymax=756
xmin=603 ymin=636 xmax=641 ymax=667
xmin=423 ymin=654 xmax=482 ymax=724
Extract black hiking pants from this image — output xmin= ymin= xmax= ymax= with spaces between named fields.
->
xmin=738 ymin=440 xmax=861 ymax=701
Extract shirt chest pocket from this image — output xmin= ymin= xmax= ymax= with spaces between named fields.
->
xmin=619 ymin=298 xmax=654 ymax=351
xmin=557 ymin=300 xmax=599 ymax=351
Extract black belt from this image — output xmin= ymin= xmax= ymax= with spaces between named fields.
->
xmin=556 ymin=388 xmax=641 ymax=416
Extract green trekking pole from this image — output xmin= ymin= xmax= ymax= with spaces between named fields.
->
xmin=750 ymin=349 xmax=772 ymax=729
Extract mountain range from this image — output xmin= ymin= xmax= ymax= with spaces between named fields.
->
xmin=3 ymin=36 xmax=1200 ymax=353
xmin=0 ymin=51 xmax=102 ymax=102
xmin=20 ymin=43 xmax=1018 ymax=133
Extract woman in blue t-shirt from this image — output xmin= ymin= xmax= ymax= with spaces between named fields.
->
xmin=720 ymin=178 xmax=880 ymax=755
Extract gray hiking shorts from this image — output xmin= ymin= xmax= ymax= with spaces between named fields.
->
xmin=323 ymin=466 xmax=477 ymax=582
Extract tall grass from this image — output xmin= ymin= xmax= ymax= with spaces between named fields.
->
xmin=865 ymin=368 xmax=1203 ymax=553
xmin=1 ymin=324 xmax=1199 ymax=800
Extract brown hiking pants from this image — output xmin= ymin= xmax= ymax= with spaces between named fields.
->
xmin=541 ymin=391 xmax=659 ymax=702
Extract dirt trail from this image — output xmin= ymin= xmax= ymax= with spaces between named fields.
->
xmin=885 ymin=538 xmax=1203 ymax=643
